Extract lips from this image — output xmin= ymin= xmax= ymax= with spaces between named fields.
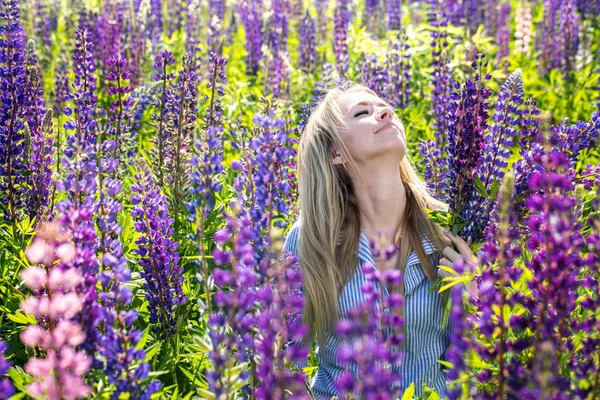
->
xmin=376 ymin=122 xmax=398 ymax=134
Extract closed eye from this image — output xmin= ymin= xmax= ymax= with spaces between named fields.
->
xmin=354 ymin=110 xmax=368 ymax=117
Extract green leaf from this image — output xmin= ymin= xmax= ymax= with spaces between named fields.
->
xmin=401 ymin=382 xmax=415 ymax=400
xmin=437 ymin=360 xmax=454 ymax=369
xmin=7 ymin=312 xmax=36 ymax=325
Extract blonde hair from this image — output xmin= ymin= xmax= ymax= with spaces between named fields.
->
xmin=297 ymin=81 xmax=450 ymax=350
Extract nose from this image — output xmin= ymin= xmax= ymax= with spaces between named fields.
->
xmin=377 ymin=106 xmax=394 ymax=121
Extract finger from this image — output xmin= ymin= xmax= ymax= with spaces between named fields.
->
xmin=438 ymin=258 xmax=453 ymax=278
xmin=442 ymin=246 xmax=461 ymax=263
xmin=443 ymin=230 xmax=475 ymax=261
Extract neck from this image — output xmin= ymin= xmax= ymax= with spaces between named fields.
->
xmin=350 ymin=164 xmax=406 ymax=241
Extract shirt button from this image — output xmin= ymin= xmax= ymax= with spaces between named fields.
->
xmin=383 ymin=307 xmax=390 ymax=314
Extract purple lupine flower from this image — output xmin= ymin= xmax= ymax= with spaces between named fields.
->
xmin=334 ymin=264 xmax=404 ymax=398
xmin=94 ymin=4 xmax=123 ymax=83
xmin=426 ymin=0 xmax=453 ymax=152
xmin=510 ymin=151 xmax=585 ymax=397
xmin=465 ymin=68 xmax=523 ymax=243
xmin=265 ymin=0 xmax=291 ymax=99
xmin=50 ymin=56 xmax=71 ymax=209
xmin=0 ymin=340 xmax=14 ymax=400
xmin=106 ymin=52 xmax=135 ymax=170
xmin=445 ymin=54 xmax=492 ymax=244
xmin=253 ymin=254 xmax=310 ymax=399
xmin=239 ymin=0 xmax=263 ymax=76
xmin=299 ymin=11 xmax=317 ymax=74
xmin=495 ymin=2 xmax=511 ymax=68
xmin=130 ymin=164 xmax=186 ymax=339
xmin=419 ymin=139 xmax=448 ymax=201
xmin=150 ymin=50 xmax=176 ymax=187
xmin=537 ymin=0 xmax=561 ymax=75
xmin=20 ymin=222 xmax=92 ymax=400
xmin=388 ymin=0 xmax=401 ymax=30
xmin=518 ymin=97 xmax=542 ymax=148
xmin=464 ymin=0 xmax=484 ymax=31
xmin=386 ymin=30 xmax=412 ymax=109
xmin=557 ymin=0 xmax=580 ymax=80
xmin=471 ymin=173 xmax=528 ymax=399
xmin=357 ymin=52 xmax=390 ymax=103
xmin=22 ymin=40 xmax=54 ymax=224
xmin=69 ymin=27 xmax=98 ymax=146
xmin=446 ymin=0 xmax=463 ymax=25
xmin=549 ymin=113 xmax=600 ymax=161
xmin=207 ymin=0 xmax=226 ymax=52
xmin=0 ymin=0 xmax=27 ymax=234
xmin=334 ymin=0 xmax=350 ymax=77
xmin=149 ymin=0 xmax=163 ymax=45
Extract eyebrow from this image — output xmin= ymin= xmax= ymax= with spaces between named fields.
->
xmin=349 ymin=100 xmax=389 ymax=113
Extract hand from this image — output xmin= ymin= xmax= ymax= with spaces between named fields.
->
xmin=437 ymin=229 xmax=479 ymax=299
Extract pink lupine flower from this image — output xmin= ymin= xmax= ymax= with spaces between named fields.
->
xmin=20 ymin=267 xmax=47 ymax=291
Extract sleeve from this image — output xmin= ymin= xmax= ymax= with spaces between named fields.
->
xmin=282 ymin=222 xmax=310 ymax=372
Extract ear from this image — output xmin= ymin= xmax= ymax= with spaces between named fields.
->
xmin=331 ymin=149 xmax=345 ymax=165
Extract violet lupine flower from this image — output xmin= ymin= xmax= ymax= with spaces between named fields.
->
xmin=419 ymin=139 xmax=448 ymax=202
xmin=464 ymin=68 xmax=523 ymax=243
xmin=518 ymin=97 xmax=542 ymax=148
xmin=106 ymin=52 xmax=135 ymax=170
xmin=20 ymin=222 xmax=92 ymax=400
xmin=239 ymin=0 xmax=263 ymax=76
xmin=549 ymin=113 xmax=600 ymax=162
xmin=149 ymin=0 xmax=163 ymax=45
xmin=558 ymin=0 xmax=580 ymax=80
xmin=334 ymin=264 xmax=404 ymax=398
xmin=150 ymin=50 xmax=176 ymax=188
xmin=509 ymin=151 xmax=586 ymax=398
xmin=315 ymin=0 xmax=329 ymax=41
xmin=386 ymin=30 xmax=412 ymax=109
xmin=94 ymin=4 xmax=123 ymax=83
xmin=464 ymin=0 xmax=484 ymax=32
xmin=495 ymin=2 xmax=511 ymax=68
xmin=333 ymin=0 xmax=350 ymax=77
xmin=445 ymin=0 xmax=463 ymax=25
xmin=207 ymin=0 xmax=225 ymax=52
xmin=388 ymin=0 xmax=401 ymax=31
xmin=426 ymin=0 xmax=453 ymax=151
xmin=130 ymin=164 xmax=186 ymax=339
xmin=0 ymin=340 xmax=14 ymax=400
xmin=0 ymin=0 xmax=27 ymax=232
xmin=357 ymin=53 xmax=390 ymax=103
xmin=445 ymin=54 xmax=492 ymax=244
xmin=537 ymin=0 xmax=561 ymax=76
xmin=22 ymin=40 xmax=55 ymax=224
xmin=514 ymin=1 xmax=533 ymax=55
xmin=253 ymin=254 xmax=310 ymax=399
xmin=471 ymin=173 xmax=529 ymax=399
xmin=68 ymin=27 xmax=98 ymax=147
xmin=299 ymin=11 xmax=317 ymax=74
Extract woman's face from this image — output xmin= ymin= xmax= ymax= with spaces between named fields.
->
xmin=334 ymin=91 xmax=406 ymax=166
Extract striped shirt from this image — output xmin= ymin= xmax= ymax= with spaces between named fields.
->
xmin=283 ymin=219 xmax=452 ymax=399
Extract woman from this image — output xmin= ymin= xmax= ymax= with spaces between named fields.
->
xmin=283 ymin=82 xmax=478 ymax=398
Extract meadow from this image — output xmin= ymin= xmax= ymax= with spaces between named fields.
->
xmin=0 ymin=0 xmax=599 ymax=399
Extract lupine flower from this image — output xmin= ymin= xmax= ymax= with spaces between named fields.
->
xmin=0 ymin=0 xmax=27 ymax=233
xmin=426 ymin=0 xmax=453 ymax=151
xmin=419 ymin=139 xmax=447 ymax=202
xmin=334 ymin=0 xmax=350 ymax=77
xmin=0 ymin=340 xmax=14 ymax=400
xmin=465 ymin=68 xmax=523 ymax=243
xmin=299 ymin=12 xmax=317 ymax=74
xmin=315 ymin=0 xmax=329 ymax=41
xmin=21 ymin=40 xmax=55 ymax=224
xmin=508 ymin=151 xmax=587 ymax=397
xmin=446 ymin=0 xmax=463 ymax=25
xmin=514 ymin=1 xmax=533 ymax=55
xmin=445 ymin=54 xmax=492 ymax=244
xmin=537 ymin=0 xmax=561 ymax=75
xmin=386 ymin=30 xmax=412 ymax=109
xmin=106 ymin=52 xmax=135 ymax=171
xmin=388 ymin=0 xmax=401 ymax=31
xmin=557 ymin=0 xmax=580 ymax=80
xmin=470 ymin=173 xmax=529 ymax=399
xmin=495 ymin=2 xmax=511 ymax=68
xmin=333 ymin=264 xmax=404 ymax=398
xmin=130 ymin=164 xmax=186 ymax=339
xmin=239 ymin=0 xmax=263 ymax=76
xmin=150 ymin=50 xmax=176 ymax=188
xmin=94 ymin=4 xmax=123 ymax=83
xmin=357 ymin=52 xmax=390 ymax=103
xmin=20 ymin=222 xmax=92 ymax=400
xmin=265 ymin=0 xmax=291 ymax=99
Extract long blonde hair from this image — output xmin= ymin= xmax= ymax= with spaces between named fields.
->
xmin=297 ymin=82 xmax=450 ymax=349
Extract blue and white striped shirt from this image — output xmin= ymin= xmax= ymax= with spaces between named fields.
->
xmin=283 ymin=219 xmax=452 ymax=399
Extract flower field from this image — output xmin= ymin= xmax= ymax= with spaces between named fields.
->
xmin=0 ymin=0 xmax=599 ymax=399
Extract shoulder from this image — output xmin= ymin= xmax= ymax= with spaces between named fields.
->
xmin=283 ymin=219 xmax=302 ymax=257
xmin=406 ymin=231 xmax=441 ymax=267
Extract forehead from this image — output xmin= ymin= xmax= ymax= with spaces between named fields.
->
xmin=337 ymin=91 xmax=387 ymax=114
